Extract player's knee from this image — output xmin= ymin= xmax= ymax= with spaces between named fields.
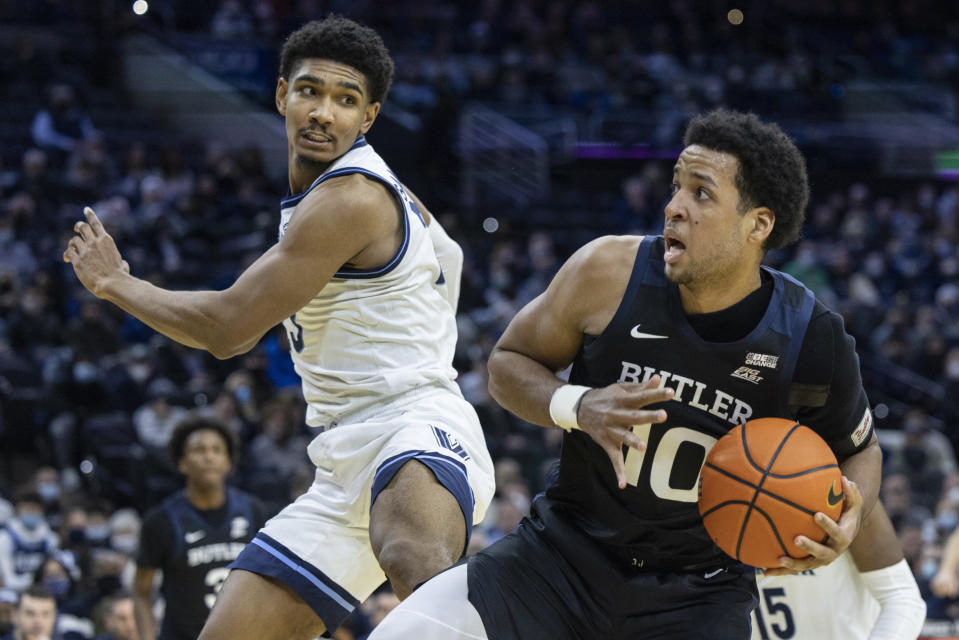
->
xmin=376 ymin=536 xmax=456 ymax=593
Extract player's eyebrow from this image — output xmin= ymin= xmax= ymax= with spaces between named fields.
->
xmin=672 ymin=166 xmax=718 ymax=188
xmin=690 ymin=171 xmax=718 ymax=187
xmin=294 ymin=74 xmax=364 ymax=96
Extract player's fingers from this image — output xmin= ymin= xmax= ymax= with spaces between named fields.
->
xmin=812 ymin=511 xmax=842 ymax=539
xmin=609 ymin=408 xmax=667 ymax=427
xmin=840 ymin=477 xmax=862 ymax=513
xmin=621 ymin=428 xmax=646 ymax=451
xmin=84 ymin=206 xmax=105 ymax=235
xmin=794 ymin=533 xmax=833 ymax=559
xmin=604 ymin=445 xmax=628 ymax=490
xmin=74 ymin=220 xmax=94 ymax=242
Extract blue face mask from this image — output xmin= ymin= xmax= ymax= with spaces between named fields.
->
xmin=19 ymin=513 xmax=44 ymax=530
xmin=38 ymin=483 xmax=60 ymax=502
xmin=43 ymin=577 xmax=70 ymax=598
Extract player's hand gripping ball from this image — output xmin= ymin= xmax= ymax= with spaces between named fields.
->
xmin=698 ymin=417 xmax=844 ymax=568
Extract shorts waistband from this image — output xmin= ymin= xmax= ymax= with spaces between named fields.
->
xmin=308 ymin=382 xmax=464 ymax=430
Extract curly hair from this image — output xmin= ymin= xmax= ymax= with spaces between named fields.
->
xmin=683 ymin=110 xmax=809 ymax=251
xmin=278 ymin=15 xmax=395 ymax=105
xmin=168 ymin=416 xmax=236 ymax=465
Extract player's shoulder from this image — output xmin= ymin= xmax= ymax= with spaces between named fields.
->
xmin=306 ymin=171 xmax=395 ymax=214
xmin=565 ymin=234 xmax=643 ymax=278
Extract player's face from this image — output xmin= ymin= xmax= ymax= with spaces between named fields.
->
xmin=178 ymin=429 xmax=231 ymax=484
xmin=663 ymin=145 xmax=767 ymax=290
xmin=276 ymin=58 xmax=381 ymax=187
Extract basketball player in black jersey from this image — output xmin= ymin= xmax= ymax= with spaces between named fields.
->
xmin=368 ymin=110 xmax=883 ymax=639
xmin=133 ymin=417 xmax=267 ymax=640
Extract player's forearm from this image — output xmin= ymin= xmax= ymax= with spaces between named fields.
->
xmin=840 ymin=440 xmax=882 ymax=519
xmin=488 ymin=347 xmax=567 ymax=428
xmin=134 ymin=595 xmax=157 ymax=640
xmin=101 ymin=274 xmax=246 ymax=358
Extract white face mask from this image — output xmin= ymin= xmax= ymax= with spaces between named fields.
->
xmin=111 ymin=534 xmax=138 ymax=555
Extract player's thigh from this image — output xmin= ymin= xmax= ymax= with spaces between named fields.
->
xmin=198 ymin=569 xmax=326 ymax=640
xmin=369 ymin=458 xmax=466 ymax=556
xmin=368 ymin=565 xmax=487 ymax=639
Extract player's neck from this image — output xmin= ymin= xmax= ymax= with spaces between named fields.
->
xmin=185 ymin=481 xmax=226 ymax=510
xmin=288 ymin=156 xmax=332 ymax=195
xmin=678 ymin=268 xmax=763 ymax=315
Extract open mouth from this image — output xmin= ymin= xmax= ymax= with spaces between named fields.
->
xmin=664 ymin=235 xmax=686 ymax=264
xmin=302 ymin=132 xmax=333 ymax=147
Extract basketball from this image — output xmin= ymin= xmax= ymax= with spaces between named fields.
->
xmin=698 ymin=417 xmax=844 ymax=568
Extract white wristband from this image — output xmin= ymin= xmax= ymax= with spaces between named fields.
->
xmin=549 ymin=384 xmax=592 ymax=432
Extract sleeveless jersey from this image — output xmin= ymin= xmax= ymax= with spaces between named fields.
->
xmin=149 ymin=489 xmax=256 ymax=640
xmin=751 ymin=553 xmax=879 ymax=640
xmin=541 ymin=235 xmax=817 ymax=570
xmin=277 ymin=137 xmax=460 ymax=427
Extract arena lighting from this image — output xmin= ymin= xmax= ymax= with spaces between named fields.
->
xmin=727 ymin=9 xmax=744 ymax=25
xmin=132 ymin=0 xmax=148 ymax=15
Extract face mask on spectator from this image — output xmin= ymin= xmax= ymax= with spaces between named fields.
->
xmin=38 ymin=483 xmax=60 ymax=502
xmin=937 ymin=510 xmax=959 ymax=532
xmin=43 ymin=577 xmax=70 ymax=598
xmin=67 ymin=528 xmax=87 ymax=545
xmin=921 ymin=559 xmax=939 ymax=580
xmin=19 ymin=513 xmax=44 ymax=530
xmin=111 ymin=534 xmax=138 ymax=555
xmin=87 ymin=524 xmax=110 ymax=543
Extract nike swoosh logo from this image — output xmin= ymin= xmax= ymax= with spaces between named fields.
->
xmin=704 ymin=568 xmax=724 ymax=579
xmin=630 ymin=325 xmax=668 ymax=340
xmin=826 ymin=481 xmax=844 ymax=507
xmin=184 ymin=530 xmax=206 ymax=544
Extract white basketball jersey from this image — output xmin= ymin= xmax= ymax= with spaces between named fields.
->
xmin=278 ymin=137 xmax=461 ymax=427
xmin=751 ymin=552 xmax=880 ymax=640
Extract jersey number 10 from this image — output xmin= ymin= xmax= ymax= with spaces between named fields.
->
xmin=624 ymin=424 xmax=718 ymax=502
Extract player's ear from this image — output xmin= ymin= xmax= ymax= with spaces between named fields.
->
xmin=359 ymin=101 xmax=381 ymax=135
xmin=275 ymin=78 xmax=288 ymax=116
xmin=748 ymin=206 xmax=774 ymax=245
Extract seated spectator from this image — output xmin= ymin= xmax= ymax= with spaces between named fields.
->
xmin=3 ymin=585 xmax=58 ymax=640
xmin=91 ymin=591 xmax=136 ymax=640
xmin=0 ymin=490 xmax=58 ymax=593
xmin=0 ymin=590 xmax=14 ymax=637
xmin=133 ymin=378 xmax=188 ymax=459
xmin=30 ymin=84 xmax=97 ymax=162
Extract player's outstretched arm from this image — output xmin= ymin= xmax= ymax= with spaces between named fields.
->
xmin=63 ymin=177 xmax=394 ymax=359
xmin=849 ymin=503 xmax=926 ymax=640
xmin=487 ymin=235 xmax=672 ymax=488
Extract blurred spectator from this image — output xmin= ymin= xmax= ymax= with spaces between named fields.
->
xmin=133 ymin=378 xmax=189 ymax=459
xmin=30 ymin=85 xmax=97 ymax=161
xmin=0 ymin=589 xmax=14 ymax=637
xmin=91 ymin=591 xmax=137 ymax=640
xmin=0 ymin=491 xmax=58 ymax=593
xmin=243 ymin=392 xmax=309 ymax=512
xmin=3 ymin=585 xmax=57 ymax=640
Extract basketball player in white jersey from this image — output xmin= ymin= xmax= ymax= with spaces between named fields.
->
xmin=63 ymin=15 xmax=494 ymax=640
xmin=751 ymin=502 xmax=925 ymax=640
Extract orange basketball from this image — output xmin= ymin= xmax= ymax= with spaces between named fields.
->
xmin=698 ymin=417 xmax=844 ymax=568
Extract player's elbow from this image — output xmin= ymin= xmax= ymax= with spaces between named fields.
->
xmin=486 ymin=348 xmax=511 ymax=404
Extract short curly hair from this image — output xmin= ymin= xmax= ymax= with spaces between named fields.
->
xmin=168 ymin=416 xmax=236 ymax=465
xmin=278 ymin=15 xmax=395 ymax=105
xmin=683 ymin=110 xmax=809 ymax=251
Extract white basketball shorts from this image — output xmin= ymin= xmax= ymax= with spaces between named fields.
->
xmin=229 ymin=387 xmax=494 ymax=631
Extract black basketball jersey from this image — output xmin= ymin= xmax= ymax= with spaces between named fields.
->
xmin=139 ymin=488 xmax=259 ymax=640
xmin=541 ymin=235 xmax=830 ymax=570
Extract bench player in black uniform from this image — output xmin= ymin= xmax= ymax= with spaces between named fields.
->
xmin=368 ymin=110 xmax=883 ymax=639
xmin=133 ymin=417 xmax=267 ymax=640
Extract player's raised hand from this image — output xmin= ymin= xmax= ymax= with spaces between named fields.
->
xmin=576 ymin=375 xmax=673 ymax=490
xmin=765 ymin=476 xmax=863 ymax=576
xmin=63 ymin=206 xmax=130 ymax=298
